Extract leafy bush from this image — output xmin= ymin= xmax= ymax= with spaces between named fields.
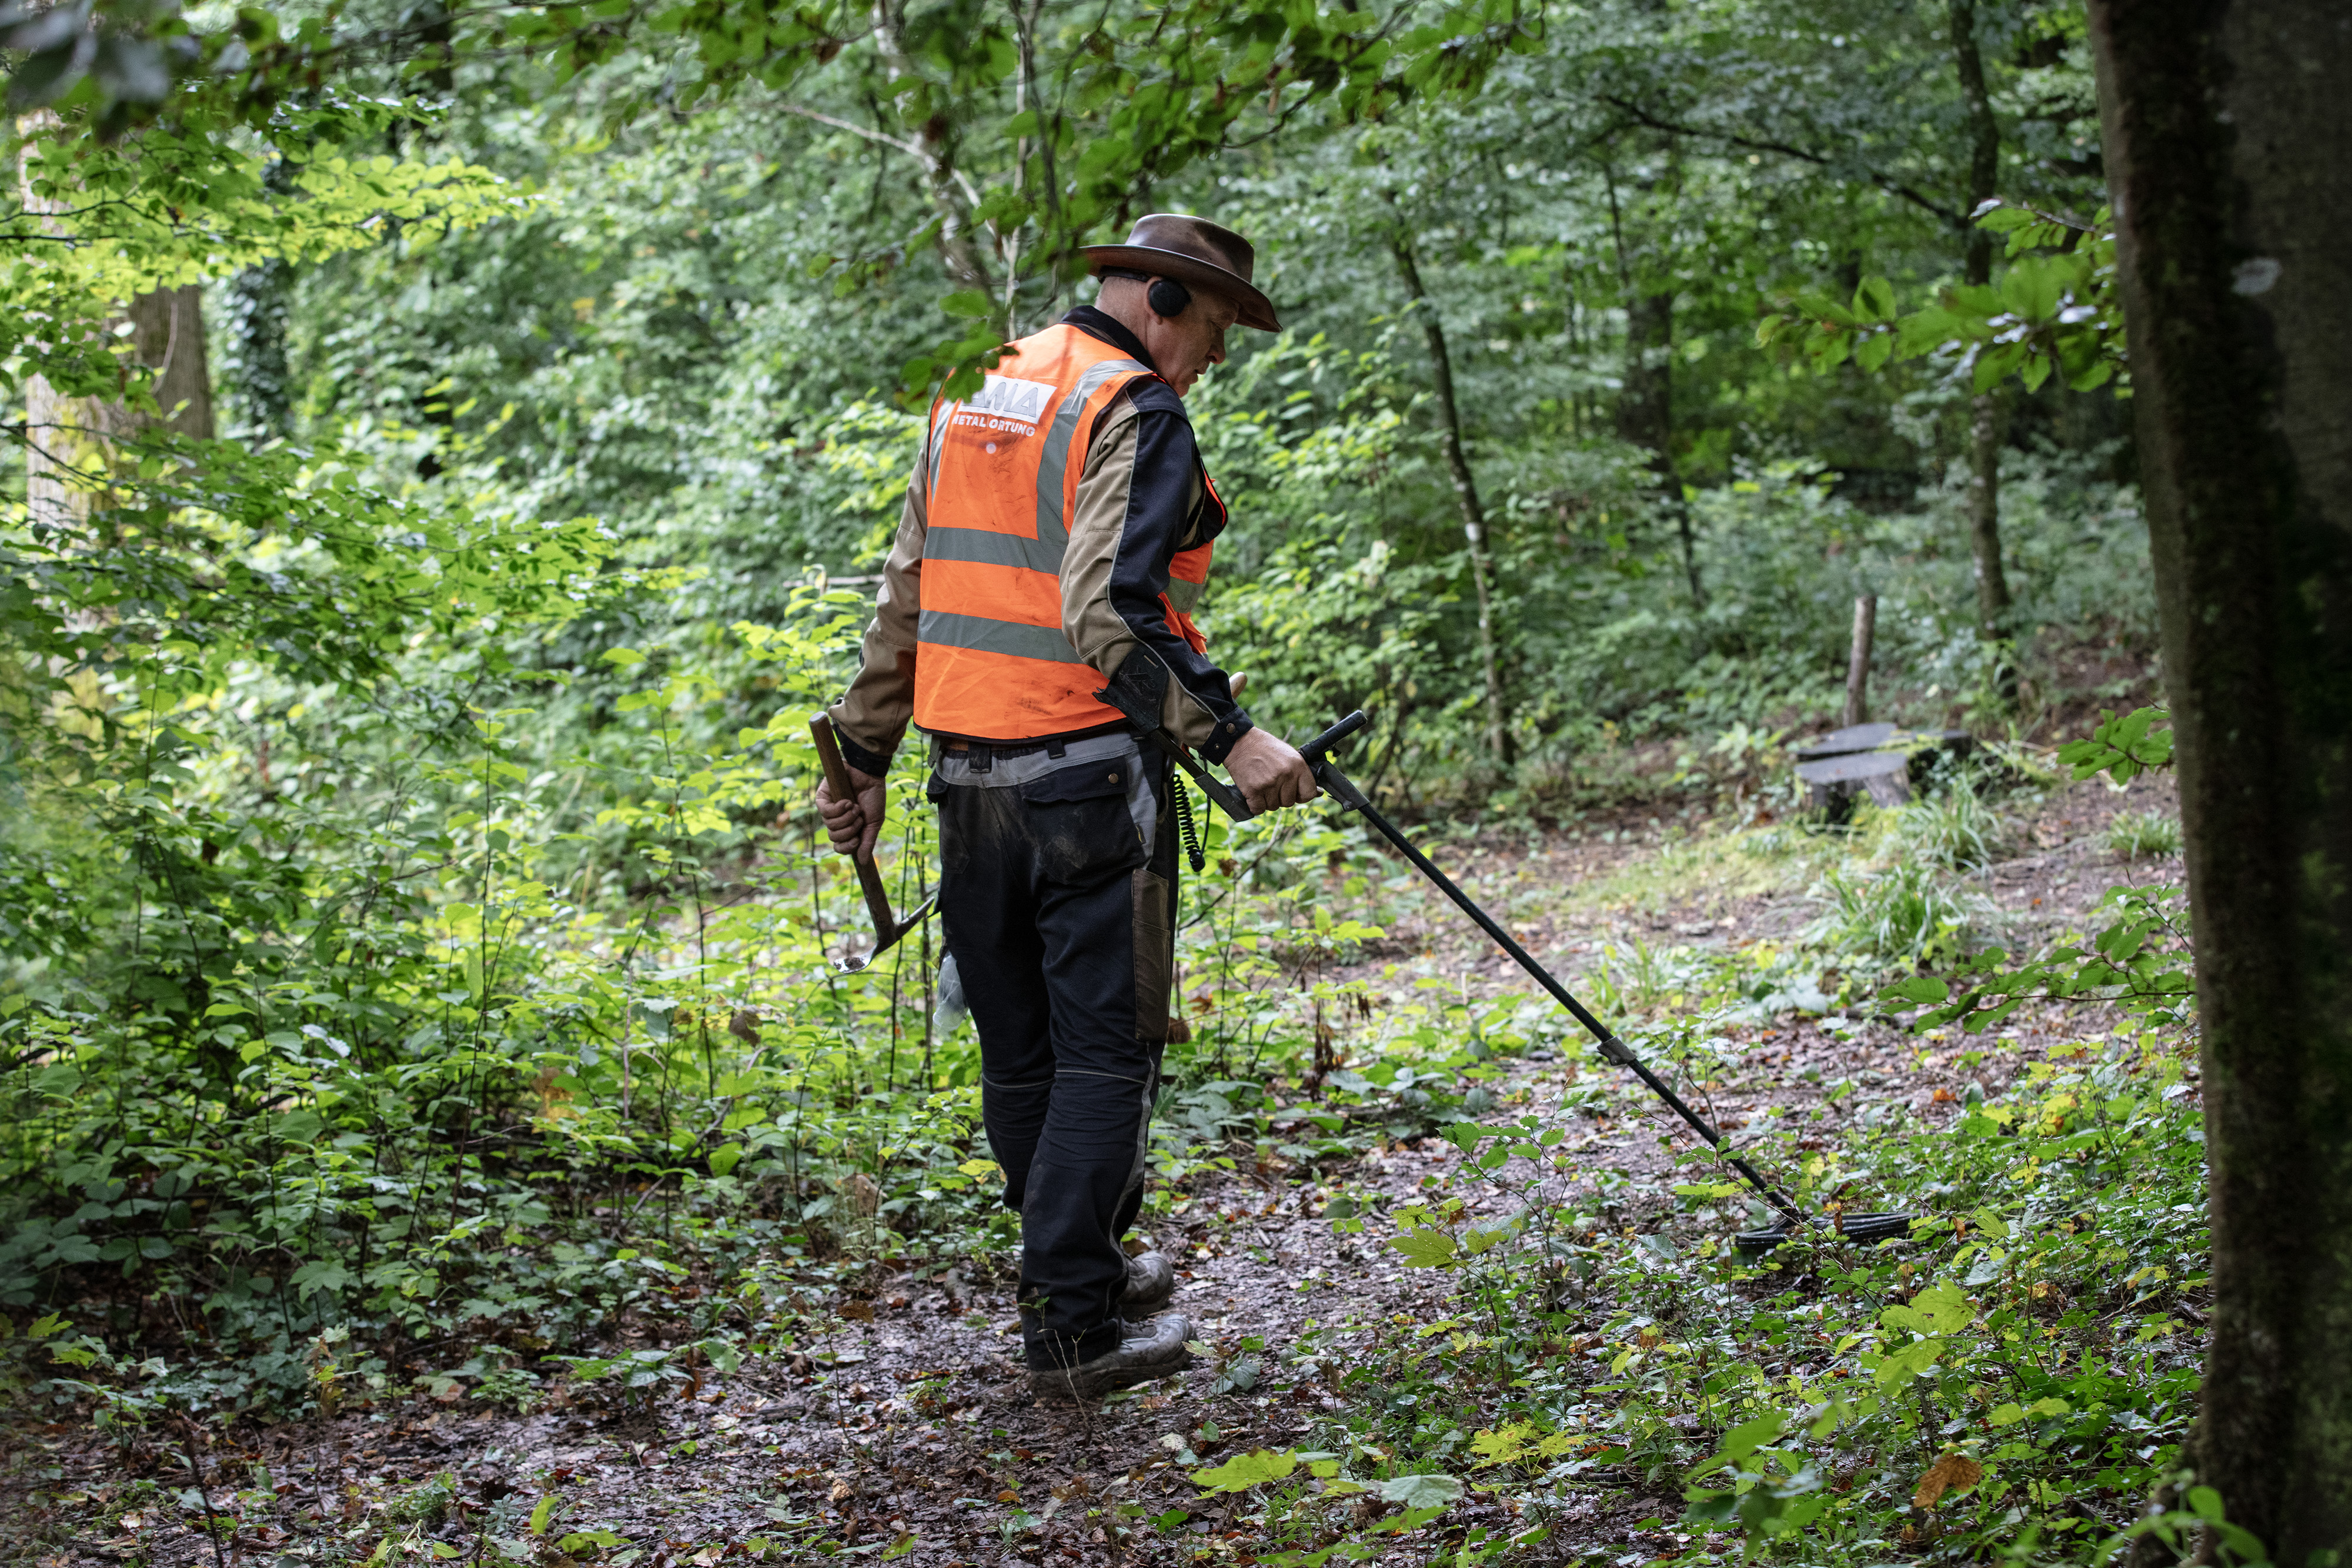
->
xmin=1291 ymin=923 xmax=2209 ymax=1567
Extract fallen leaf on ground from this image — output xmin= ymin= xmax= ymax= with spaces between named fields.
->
xmin=1912 ymin=1453 xmax=1984 ymax=1509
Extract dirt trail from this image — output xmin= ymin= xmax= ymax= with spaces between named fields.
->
xmin=5 ymin=772 xmax=2182 ymax=1568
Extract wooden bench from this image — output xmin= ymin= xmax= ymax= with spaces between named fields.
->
xmin=1792 ymin=726 xmax=1974 ymax=817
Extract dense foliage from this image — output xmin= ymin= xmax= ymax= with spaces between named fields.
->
xmin=0 ymin=0 xmax=2203 ymax=1562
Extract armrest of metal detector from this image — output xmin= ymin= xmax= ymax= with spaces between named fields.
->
xmin=1094 ymin=656 xmax=1256 ymax=821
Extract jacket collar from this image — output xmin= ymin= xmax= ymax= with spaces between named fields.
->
xmin=1060 ymin=306 xmax=1158 ymax=376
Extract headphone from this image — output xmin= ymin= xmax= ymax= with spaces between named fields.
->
xmin=1147 ymin=276 xmax=1192 ymax=319
xmin=1106 ymin=266 xmax=1191 ymax=319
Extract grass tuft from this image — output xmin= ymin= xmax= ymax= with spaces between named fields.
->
xmin=2106 ymin=808 xmax=2184 ymax=860
xmin=1808 ymin=861 xmax=1994 ymax=964
xmin=1883 ymin=779 xmax=2010 ymax=871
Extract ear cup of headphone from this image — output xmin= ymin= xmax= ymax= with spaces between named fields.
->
xmin=1147 ymin=277 xmax=1192 ymax=319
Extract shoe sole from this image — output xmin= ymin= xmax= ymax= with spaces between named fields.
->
xmin=1029 ymin=1362 xmax=1187 ymax=1402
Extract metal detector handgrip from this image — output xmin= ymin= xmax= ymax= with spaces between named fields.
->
xmin=1302 ymin=710 xmax=1808 ymax=1232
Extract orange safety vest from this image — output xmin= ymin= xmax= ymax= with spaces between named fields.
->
xmin=914 ymin=323 xmax=1217 ymax=740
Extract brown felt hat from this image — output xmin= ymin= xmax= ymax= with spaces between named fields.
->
xmin=1081 ymin=214 xmax=1281 ymax=332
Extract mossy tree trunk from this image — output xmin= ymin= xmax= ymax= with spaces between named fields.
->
xmin=2090 ymin=0 xmax=2352 ymax=1556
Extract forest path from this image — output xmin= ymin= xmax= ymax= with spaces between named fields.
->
xmin=18 ymin=770 xmax=2180 ymax=1568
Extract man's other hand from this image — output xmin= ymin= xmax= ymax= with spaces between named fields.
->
xmin=817 ymin=767 xmax=886 ymax=859
xmin=1224 ymin=726 xmax=1319 ymax=813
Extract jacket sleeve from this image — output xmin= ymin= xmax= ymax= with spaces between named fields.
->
xmin=824 ymin=435 xmax=930 ymax=775
xmin=1061 ymin=383 xmax=1254 ymax=764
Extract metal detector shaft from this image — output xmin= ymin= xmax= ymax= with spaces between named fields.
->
xmin=1135 ymin=727 xmax=1256 ymax=823
xmin=1094 ymin=656 xmax=1255 ymax=822
xmin=1297 ymin=710 xmax=1808 ymax=1231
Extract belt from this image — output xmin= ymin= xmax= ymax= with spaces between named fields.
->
xmin=943 ymin=738 xmax=1065 ymax=764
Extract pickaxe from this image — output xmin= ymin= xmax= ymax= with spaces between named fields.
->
xmin=809 ymin=714 xmax=937 ymax=972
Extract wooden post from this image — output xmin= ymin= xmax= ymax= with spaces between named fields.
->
xmin=1843 ymin=594 xmax=1877 ymax=729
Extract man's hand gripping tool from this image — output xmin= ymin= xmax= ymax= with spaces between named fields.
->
xmin=809 ymin=714 xmax=938 ymax=973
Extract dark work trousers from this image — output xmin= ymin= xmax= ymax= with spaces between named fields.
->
xmin=930 ymin=735 xmax=1177 ymax=1369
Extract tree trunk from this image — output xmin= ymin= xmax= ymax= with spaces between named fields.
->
xmin=1605 ymin=161 xmax=1702 ymax=607
xmin=1389 ymin=233 xmax=1512 ymax=765
xmin=1843 ymin=594 xmax=1876 ymax=729
xmin=220 ymin=156 xmax=297 ymax=443
xmin=1949 ymin=0 xmax=2011 ymax=637
xmin=1963 ymin=389 xmax=2011 ymax=634
xmin=21 ymin=117 xmax=212 ymax=531
xmin=870 ymin=0 xmax=995 ymax=296
xmin=2090 ymin=0 xmax=2352 ymax=1557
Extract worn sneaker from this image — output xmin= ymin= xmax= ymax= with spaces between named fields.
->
xmin=1121 ymin=1249 xmax=1176 ymax=1310
xmin=1028 ymin=1312 xmax=1194 ymax=1402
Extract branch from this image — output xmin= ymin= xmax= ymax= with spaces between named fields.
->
xmin=776 ymin=103 xmax=984 ymax=211
xmin=1597 ymin=95 xmax=1969 ymax=229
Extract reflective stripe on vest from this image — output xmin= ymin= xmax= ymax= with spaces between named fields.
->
xmin=913 ymin=323 xmax=1217 ymax=738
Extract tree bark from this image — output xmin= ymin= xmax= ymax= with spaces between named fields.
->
xmin=1605 ymin=161 xmax=1702 ymax=607
xmin=1963 ymin=389 xmax=2011 ymax=633
xmin=1949 ymin=0 xmax=2012 ymax=637
xmin=220 ymin=156 xmax=297 ymax=443
xmin=2090 ymin=0 xmax=2352 ymax=1557
xmin=869 ymin=0 xmax=995 ymax=297
xmin=1390 ymin=233 xmax=1512 ymax=765
xmin=1843 ymin=594 xmax=1876 ymax=729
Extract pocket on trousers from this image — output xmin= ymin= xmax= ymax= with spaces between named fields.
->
xmin=1024 ymin=762 xmax=1146 ymax=883
xmin=1131 ymin=868 xmax=1172 ymax=1044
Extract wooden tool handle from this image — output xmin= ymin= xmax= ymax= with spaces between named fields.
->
xmin=809 ymin=714 xmax=900 ymax=938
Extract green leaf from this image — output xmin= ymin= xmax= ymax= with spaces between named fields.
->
xmin=1875 ymin=1336 xmax=1946 ymax=1384
xmin=1388 ymin=1228 xmax=1458 ymax=1268
xmin=1378 ymin=1473 xmax=1463 ymax=1509
xmin=1882 ymin=1282 xmax=1974 ymax=1335
xmin=1719 ymin=1411 xmax=1786 ymax=1462
xmin=940 ymin=290 xmax=993 ymax=318
xmin=1191 ymin=1448 xmax=1298 ymax=1493
xmin=289 ymin=1258 xmax=354 ymax=1300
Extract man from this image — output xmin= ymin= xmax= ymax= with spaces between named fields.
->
xmin=815 ymin=215 xmax=1318 ymax=1400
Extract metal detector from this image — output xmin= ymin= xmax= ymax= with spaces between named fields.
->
xmin=1295 ymin=710 xmax=1915 ymax=1254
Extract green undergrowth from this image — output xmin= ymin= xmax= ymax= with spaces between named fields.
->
xmin=1162 ymin=1009 xmax=2211 ymax=1566
xmin=1140 ymin=729 xmax=2216 ymax=1566
xmin=5 ymin=693 xmax=2207 ymax=1567
xmin=0 ymin=611 xmax=1536 ymax=1432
